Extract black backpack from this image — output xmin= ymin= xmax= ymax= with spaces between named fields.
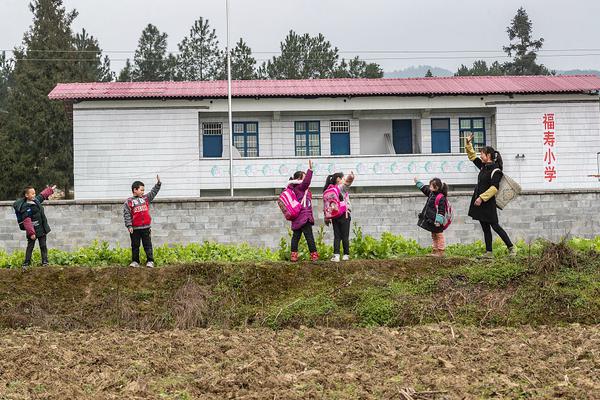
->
xmin=12 ymin=198 xmax=31 ymax=231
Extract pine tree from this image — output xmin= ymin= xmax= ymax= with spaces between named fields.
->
xmin=425 ymin=69 xmax=433 ymax=77
xmin=227 ymin=38 xmax=257 ymax=80
xmin=1 ymin=0 xmax=78 ymax=199
xmin=503 ymin=7 xmax=551 ymax=75
xmin=0 ymin=51 xmax=14 ymax=113
xmin=73 ymin=28 xmax=113 ymax=82
xmin=118 ymin=58 xmax=133 ymax=82
xmin=455 ymin=60 xmax=504 ymax=76
xmin=176 ymin=18 xmax=222 ymax=81
xmin=132 ymin=24 xmax=170 ymax=81
xmin=334 ymin=57 xmax=383 ymax=78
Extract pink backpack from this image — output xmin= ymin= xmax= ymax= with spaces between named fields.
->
xmin=434 ymin=193 xmax=453 ymax=231
xmin=278 ymin=187 xmax=307 ymax=221
xmin=323 ymin=184 xmax=348 ymax=220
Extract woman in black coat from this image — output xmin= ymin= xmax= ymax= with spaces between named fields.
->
xmin=465 ymin=134 xmax=515 ymax=258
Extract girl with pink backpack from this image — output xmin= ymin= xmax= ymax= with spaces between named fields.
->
xmin=285 ymin=160 xmax=318 ymax=262
xmin=323 ymin=171 xmax=355 ymax=262
xmin=414 ymin=177 xmax=452 ymax=257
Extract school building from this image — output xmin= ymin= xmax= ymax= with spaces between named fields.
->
xmin=48 ymin=75 xmax=600 ymax=200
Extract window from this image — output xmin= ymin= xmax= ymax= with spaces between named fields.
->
xmin=233 ymin=122 xmax=259 ymax=157
xmin=431 ymin=118 xmax=451 ymax=153
xmin=459 ymin=118 xmax=486 ymax=152
xmin=295 ymin=121 xmax=321 ymax=156
xmin=330 ymin=120 xmax=350 ymax=155
xmin=202 ymin=122 xmax=223 ymax=158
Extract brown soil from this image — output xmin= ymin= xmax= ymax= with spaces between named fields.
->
xmin=0 ymin=324 xmax=598 ymax=399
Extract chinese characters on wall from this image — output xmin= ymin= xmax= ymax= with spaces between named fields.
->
xmin=543 ymin=113 xmax=556 ymax=182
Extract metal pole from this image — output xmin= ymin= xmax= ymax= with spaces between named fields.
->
xmin=226 ymin=0 xmax=234 ymax=196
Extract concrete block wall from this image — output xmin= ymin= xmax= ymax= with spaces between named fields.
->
xmin=1 ymin=190 xmax=598 ymax=254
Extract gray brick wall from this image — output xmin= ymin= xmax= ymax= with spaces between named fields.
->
xmin=1 ymin=190 xmax=598 ymax=253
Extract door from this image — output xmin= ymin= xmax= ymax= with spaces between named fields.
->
xmin=431 ymin=118 xmax=451 ymax=153
xmin=392 ymin=120 xmax=412 ymax=154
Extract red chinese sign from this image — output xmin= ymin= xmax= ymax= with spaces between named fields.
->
xmin=543 ymin=113 xmax=556 ymax=182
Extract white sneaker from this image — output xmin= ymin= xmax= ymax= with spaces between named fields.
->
xmin=129 ymin=261 xmax=140 ymax=268
xmin=146 ymin=261 xmax=155 ymax=268
xmin=342 ymin=255 xmax=350 ymax=261
xmin=331 ymin=254 xmax=340 ymax=262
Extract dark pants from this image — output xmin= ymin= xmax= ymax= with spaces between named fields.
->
xmin=130 ymin=228 xmax=154 ymax=263
xmin=24 ymin=234 xmax=48 ymax=266
xmin=479 ymin=221 xmax=513 ymax=252
xmin=291 ymin=223 xmax=317 ymax=253
xmin=332 ymin=214 xmax=351 ymax=255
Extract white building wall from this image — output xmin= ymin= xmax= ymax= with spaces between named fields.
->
xmin=496 ymin=101 xmax=600 ymax=190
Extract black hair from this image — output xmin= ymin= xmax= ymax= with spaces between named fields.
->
xmin=429 ymin=178 xmax=448 ymax=197
xmin=323 ymin=172 xmax=344 ymax=192
xmin=290 ymin=171 xmax=305 ymax=181
xmin=22 ymin=186 xmax=34 ymax=197
xmin=131 ymin=181 xmax=145 ymax=191
xmin=480 ymin=146 xmax=503 ymax=170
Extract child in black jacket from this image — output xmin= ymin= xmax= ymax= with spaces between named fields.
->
xmin=414 ymin=177 xmax=448 ymax=257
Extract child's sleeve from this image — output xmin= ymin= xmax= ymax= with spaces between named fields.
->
xmin=123 ymin=201 xmax=133 ymax=228
xmin=36 ymin=187 xmax=55 ymax=203
xmin=415 ymin=180 xmax=430 ymax=196
xmin=434 ymin=196 xmax=446 ymax=225
xmin=146 ymin=182 xmax=162 ymax=202
xmin=297 ymin=169 xmax=313 ymax=192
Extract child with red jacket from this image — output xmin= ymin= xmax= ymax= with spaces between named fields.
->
xmin=123 ymin=175 xmax=161 ymax=267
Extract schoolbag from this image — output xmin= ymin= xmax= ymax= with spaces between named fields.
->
xmin=12 ymin=198 xmax=29 ymax=231
xmin=491 ymin=169 xmax=522 ymax=210
xmin=277 ymin=187 xmax=307 ymax=221
xmin=323 ymin=184 xmax=348 ymax=220
xmin=434 ymin=193 xmax=453 ymax=231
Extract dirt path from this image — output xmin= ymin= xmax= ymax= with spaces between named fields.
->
xmin=0 ymin=324 xmax=598 ymax=399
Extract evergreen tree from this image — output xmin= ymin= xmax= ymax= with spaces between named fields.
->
xmin=455 ymin=60 xmax=504 ymax=76
xmin=334 ymin=56 xmax=383 ymax=78
xmin=176 ymin=17 xmax=222 ymax=80
xmin=0 ymin=51 xmax=14 ymax=113
xmin=227 ymin=38 xmax=257 ymax=80
xmin=118 ymin=58 xmax=133 ymax=82
xmin=425 ymin=69 xmax=433 ymax=77
xmin=73 ymin=28 xmax=113 ymax=82
xmin=503 ymin=7 xmax=551 ymax=75
xmin=1 ymin=0 xmax=78 ymax=199
xmin=132 ymin=24 xmax=170 ymax=81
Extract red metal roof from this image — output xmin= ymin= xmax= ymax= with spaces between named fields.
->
xmin=48 ymin=75 xmax=600 ymax=101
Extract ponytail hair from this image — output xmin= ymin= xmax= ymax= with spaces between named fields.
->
xmin=481 ymin=146 xmax=503 ymax=170
xmin=323 ymin=172 xmax=344 ymax=192
xmin=429 ymin=178 xmax=448 ymax=197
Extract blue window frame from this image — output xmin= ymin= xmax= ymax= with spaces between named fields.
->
xmin=459 ymin=117 xmax=486 ymax=152
xmin=295 ymin=121 xmax=321 ymax=156
xmin=202 ymin=122 xmax=223 ymax=158
xmin=233 ymin=121 xmax=259 ymax=157
xmin=431 ymin=118 xmax=451 ymax=153
xmin=330 ymin=120 xmax=350 ymax=155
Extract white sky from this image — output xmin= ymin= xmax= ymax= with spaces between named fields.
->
xmin=2 ymin=0 xmax=600 ymax=73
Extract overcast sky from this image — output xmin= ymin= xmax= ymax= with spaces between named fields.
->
xmin=2 ymin=0 xmax=600 ymax=74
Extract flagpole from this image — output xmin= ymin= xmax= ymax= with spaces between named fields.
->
xmin=226 ymin=0 xmax=234 ymax=196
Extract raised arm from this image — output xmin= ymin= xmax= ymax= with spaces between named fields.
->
xmin=296 ymin=162 xmax=313 ymax=193
xmin=414 ymin=177 xmax=431 ymax=196
xmin=36 ymin=186 xmax=55 ymax=203
xmin=146 ymin=175 xmax=162 ymax=202
xmin=465 ymin=134 xmax=483 ymax=170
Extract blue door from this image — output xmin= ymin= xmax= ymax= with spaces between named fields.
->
xmin=392 ymin=120 xmax=412 ymax=154
xmin=331 ymin=133 xmax=350 ymax=155
xmin=202 ymin=122 xmax=223 ymax=157
xmin=431 ymin=118 xmax=451 ymax=153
